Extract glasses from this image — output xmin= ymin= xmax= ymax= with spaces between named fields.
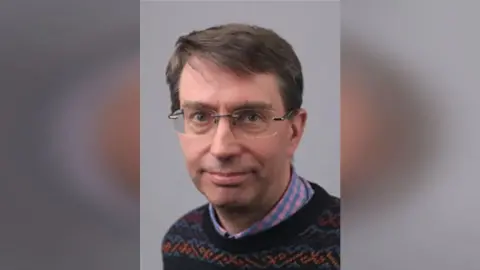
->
xmin=168 ymin=107 xmax=296 ymax=139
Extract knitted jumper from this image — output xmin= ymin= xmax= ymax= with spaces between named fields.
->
xmin=162 ymin=182 xmax=340 ymax=269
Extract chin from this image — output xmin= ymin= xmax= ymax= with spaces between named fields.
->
xmin=208 ymin=195 xmax=240 ymax=207
xmin=206 ymin=192 xmax=250 ymax=209
xmin=197 ymin=176 xmax=256 ymax=207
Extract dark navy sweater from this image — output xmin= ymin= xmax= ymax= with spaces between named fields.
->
xmin=161 ymin=182 xmax=340 ymax=269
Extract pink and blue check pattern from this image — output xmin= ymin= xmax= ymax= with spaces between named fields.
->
xmin=208 ymin=168 xmax=315 ymax=239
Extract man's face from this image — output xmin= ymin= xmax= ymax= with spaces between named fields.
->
xmin=176 ymin=58 xmax=305 ymax=210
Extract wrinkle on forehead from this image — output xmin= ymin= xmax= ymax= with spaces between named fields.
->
xmin=179 ymin=57 xmax=280 ymax=111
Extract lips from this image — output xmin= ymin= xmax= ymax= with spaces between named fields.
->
xmin=206 ymin=171 xmax=251 ymax=186
xmin=209 ymin=172 xmax=248 ymax=177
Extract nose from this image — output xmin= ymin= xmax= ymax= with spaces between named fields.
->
xmin=209 ymin=117 xmax=242 ymax=160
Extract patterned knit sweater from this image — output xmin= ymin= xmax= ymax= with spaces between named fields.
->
xmin=161 ymin=182 xmax=340 ymax=270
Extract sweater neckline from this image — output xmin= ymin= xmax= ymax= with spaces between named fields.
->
xmin=202 ymin=182 xmax=332 ymax=253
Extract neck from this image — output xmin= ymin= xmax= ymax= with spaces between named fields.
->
xmin=214 ymin=164 xmax=292 ymax=235
xmin=215 ymin=207 xmax=265 ymax=235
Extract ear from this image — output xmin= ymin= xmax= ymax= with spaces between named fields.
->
xmin=286 ymin=108 xmax=307 ymax=156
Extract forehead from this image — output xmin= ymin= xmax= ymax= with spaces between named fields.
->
xmin=178 ymin=57 xmax=283 ymax=111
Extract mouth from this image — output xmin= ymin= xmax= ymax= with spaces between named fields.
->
xmin=205 ymin=171 xmax=252 ymax=186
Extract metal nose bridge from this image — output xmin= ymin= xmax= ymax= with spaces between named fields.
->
xmin=212 ymin=113 xmax=239 ymax=125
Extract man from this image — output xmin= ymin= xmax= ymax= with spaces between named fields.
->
xmin=161 ymin=23 xmax=340 ymax=270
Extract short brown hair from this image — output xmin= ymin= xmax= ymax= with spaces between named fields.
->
xmin=165 ymin=23 xmax=304 ymax=113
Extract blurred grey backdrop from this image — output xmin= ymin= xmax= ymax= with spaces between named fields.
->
xmin=0 ymin=0 xmax=139 ymax=269
xmin=342 ymin=1 xmax=480 ymax=269
xmin=140 ymin=1 xmax=340 ymax=269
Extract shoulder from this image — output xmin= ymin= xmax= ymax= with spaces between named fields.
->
xmin=305 ymin=182 xmax=340 ymax=258
xmin=320 ymin=194 xmax=340 ymax=227
xmin=307 ymin=181 xmax=340 ymax=227
xmin=325 ymin=193 xmax=340 ymax=215
xmin=162 ymin=204 xmax=209 ymax=242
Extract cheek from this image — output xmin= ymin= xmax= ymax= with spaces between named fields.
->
xmin=277 ymin=127 xmax=296 ymax=158
xmin=178 ymin=135 xmax=206 ymax=172
xmin=247 ymin=136 xmax=286 ymax=164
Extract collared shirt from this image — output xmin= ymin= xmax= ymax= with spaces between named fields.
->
xmin=208 ymin=167 xmax=315 ymax=239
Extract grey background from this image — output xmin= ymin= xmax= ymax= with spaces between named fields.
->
xmin=342 ymin=0 xmax=480 ymax=269
xmin=0 ymin=0 xmax=139 ymax=269
xmin=141 ymin=1 xmax=340 ymax=269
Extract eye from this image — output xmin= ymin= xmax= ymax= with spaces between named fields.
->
xmin=188 ymin=111 xmax=210 ymax=122
xmin=194 ymin=112 xmax=208 ymax=121
xmin=236 ymin=110 xmax=264 ymax=122
xmin=245 ymin=113 xmax=260 ymax=122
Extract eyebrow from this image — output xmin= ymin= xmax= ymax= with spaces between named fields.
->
xmin=181 ymin=101 xmax=273 ymax=111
